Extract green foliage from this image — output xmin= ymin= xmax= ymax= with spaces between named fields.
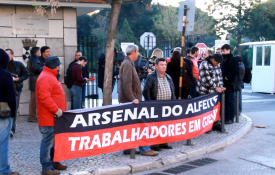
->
xmin=244 ymin=0 xmax=275 ymax=41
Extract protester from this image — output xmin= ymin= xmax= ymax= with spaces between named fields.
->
xmin=186 ymin=47 xmax=199 ymax=98
xmin=166 ymin=51 xmax=193 ymax=99
xmin=234 ymin=55 xmax=245 ymax=116
xmin=69 ymin=51 xmax=89 ymax=108
xmin=143 ymin=58 xmax=175 ymax=151
xmin=36 ymin=56 xmax=67 ymax=175
xmin=70 ymin=56 xmax=89 ymax=110
xmin=220 ymin=44 xmax=239 ymax=124
xmin=197 ymin=54 xmax=226 ymax=131
xmin=186 ymin=49 xmax=191 ymax=57
xmin=27 ymin=47 xmax=42 ymax=122
xmin=39 ymin=46 xmax=50 ymax=66
xmin=98 ymin=49 xmax=119 ymax=93
xmin=198 ymin=50 xmax=213 ymax=68
xmin=119 ymin=44 xmax=158 ymax=156
xmin=5 ymin=49 xmax=29 ymax=137
xmin=0 ymin=49 xmax=18 ymax=175
xmin=216 ymin=48 xmax=221 ymax=54
xmin=197 ymin=54 xmax=225 ymax=95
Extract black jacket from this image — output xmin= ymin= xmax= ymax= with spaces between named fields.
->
xmin=9 ymin=60 xmax=29 ymax=95
xmin=27 ymin=53 xmax=43 ymax=91
xmin=166 ymin=57 xmax=195 ymax=98
xmin=143 ymin=70 xmax=176 ymax=100
xmin=0 ymin=49 xmax=16 ymax=118
xmin=97 ymin=54 xmax=119 ymax=91
xmin=220 ymin=53 xmax=239 ymax=90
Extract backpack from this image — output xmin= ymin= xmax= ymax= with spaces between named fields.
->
xmin=243 ymin=65 xmax=252 ymax=84
xmin=64 ymin=63 xmax=76 ymax=89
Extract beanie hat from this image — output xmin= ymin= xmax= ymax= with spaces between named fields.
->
xmin=45 ymin=56 xmax=62 ymax=69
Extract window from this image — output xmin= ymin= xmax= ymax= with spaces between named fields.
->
xmin=256 ymin=46 xmax=262 ymax=66
xmin=264 ymin=46 xmax=271 ymax=66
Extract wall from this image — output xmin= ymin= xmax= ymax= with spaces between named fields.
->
xmin=0 ymin=5 xmax=77 ymax=115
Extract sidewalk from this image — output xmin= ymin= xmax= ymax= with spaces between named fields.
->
xmin=9 ymin=115 xmax=252 ymax=175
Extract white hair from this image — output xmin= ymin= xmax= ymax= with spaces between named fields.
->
xmin=174 ymin=47 xmax=182 ymax=52
xmin=126 ymin=45 xmax=138 ymax=55
xmin=76 ymin=51 xmax=82 ymax=56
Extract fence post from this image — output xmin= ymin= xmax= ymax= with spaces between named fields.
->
xmin=130 ymin=149 xmax=135 ymax=159
xmin=236 ymin=91 xmax=240 ymax=123
xmin=221 ymin=92 xmax=225 ymax=133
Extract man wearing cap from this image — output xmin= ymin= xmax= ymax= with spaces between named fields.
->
xmin=36 ymin=56 xmax=67 ymax=175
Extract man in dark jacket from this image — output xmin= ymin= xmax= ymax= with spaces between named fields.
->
xmin=39 ymin=46 xmax=50 ymax=66
xmin=5 ymin=49 xmax=29 ymax=137
xmin=69 ymin=51 xmax=89 ymax=108
xmin=97 ymin=49 xmax=119 ymax=93
xmin=220 ymin=44 xmax=239 ymax=124
xmin=0 ymin=48 xmax=18 ymax=175
xmin=143 ymin=58 xmax=176 ymax=151
xmin=234 ymin=55 xmax=245 ymax=116
xmin=70 ymin=56 xmax=89 ymax=110
xmin=27 ymin=47 xmax=42 ymax=122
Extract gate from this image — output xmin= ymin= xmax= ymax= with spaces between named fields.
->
xmin=77 ymin=36 xmax=99 ymax=108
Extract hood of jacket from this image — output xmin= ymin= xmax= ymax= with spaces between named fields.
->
xmin=0 ymin=48 xmax=10 ymax=69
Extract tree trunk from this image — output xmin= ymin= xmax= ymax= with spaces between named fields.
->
xmin=237 ymin=37 xmax=242 ymax=56
xmin=103 ymin=0 xmax=123 ymax=106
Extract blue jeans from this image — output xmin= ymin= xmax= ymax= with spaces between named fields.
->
xmin=0 ymin=117 xmax=13 ymax=175
xmin=124 ymin=146 xmax=151 ymax=154
xmin=70 ymin=85 xmax=82 ymax=110
xmin=225 ymin=89 xmax=235 ymax=121
xmin=81 ymin=83 xmax=86 ymax=108
xmin=39 ymin=126 xmax=55 ymax=171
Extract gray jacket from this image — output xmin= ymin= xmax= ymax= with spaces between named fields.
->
xmin=239 ymin=62 xmax=245 ymax=89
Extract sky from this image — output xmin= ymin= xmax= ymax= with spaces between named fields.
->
xmin=151 ymin=0 xmax=209 ymax=11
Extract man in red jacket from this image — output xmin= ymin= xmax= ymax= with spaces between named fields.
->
xmin=36 ymin=56 xmax=67 ymax=175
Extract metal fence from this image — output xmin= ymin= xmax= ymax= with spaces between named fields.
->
xmin=77 ymin=36 xmax=99 ymax=108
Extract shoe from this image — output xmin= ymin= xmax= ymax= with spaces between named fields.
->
xmin=123 ymin=150 xmax=140 ymax=155
xmin=159 ymin=145 xmax=173 ymax=149
xmin=225 ymin=120 xmax=233 ymax=124
xmin=150 ymin=146 xmax=161 ymax=151
xmin=205 ymin=130 xmax=212 ymax=134
xmin=212 ymin=124 xmax=222 ymax=131
xmin=28 ymin=118 xmax=38 ymax=123
xmin=10 ymin=172 xmax=19 ymax=175
xmin=53 ymin=162 xmax=67 ymax=170
xmin=41 ymin=169 xmax=60 ymax=175
xmin=141 ymin=150 xmax=158 ymax=156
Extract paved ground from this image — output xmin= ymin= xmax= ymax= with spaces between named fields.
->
xmin=9 ymin=89 xmax=249 ymax=175
xmin=134 ymin=84 xmax=275 ymax=175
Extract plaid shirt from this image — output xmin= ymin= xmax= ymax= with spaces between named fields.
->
xmin=197 ymin=60 xmax=223 ymax=95
xmin=157 ymin=72 xmax=172 ymax=100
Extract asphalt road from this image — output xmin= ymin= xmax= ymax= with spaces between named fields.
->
xmin=134 ymin=84 xmax=275 ymax=175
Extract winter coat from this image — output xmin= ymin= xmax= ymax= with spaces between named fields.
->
xmin=166 ymin=57 xmax=195 ymax=98
xmin=119 ymin=57 xmax=142 ymax=103
xmin=0 ymin=49 xmax=16 ymax=118
xmin=197 ymin=58 xmax=224 ymax=95
xmin=36 ymin=66 xmax=66 ymax=126
xmin=143 ymin=70 xmax=176 ymax=100
xmin=8 ymin=60 xmax=29 ymax=95
xmin=239 ymin=62 xmax=245 ymax=89
xmin=27 ymin=53 xmax=43 ymax=91
xmin=220 ymin=53 xmax=239 ymax=90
